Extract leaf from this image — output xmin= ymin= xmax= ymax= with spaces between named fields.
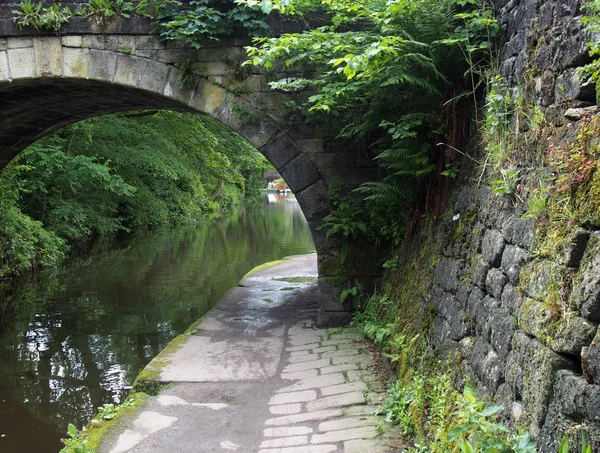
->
xmin=480 ymin=404 xmax=503 ymax=417
xmin=67 ymin=423 xmax=77 ymax=438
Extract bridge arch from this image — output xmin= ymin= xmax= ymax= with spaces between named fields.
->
xmin=0 ymin=32 xmax=379 ymax=324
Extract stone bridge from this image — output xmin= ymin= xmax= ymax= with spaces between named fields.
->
xmin=0 ymin=9 xmax=380 ymax=325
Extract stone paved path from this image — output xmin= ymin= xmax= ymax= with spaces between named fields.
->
xmin=96 ymin=254 xmax=401 ymax=453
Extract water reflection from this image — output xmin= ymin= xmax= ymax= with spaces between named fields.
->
xmin=0 ymin=196 xmax=314 ymax=452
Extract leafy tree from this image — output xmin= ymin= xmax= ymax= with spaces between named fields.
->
xmin=243 ymin=0 xmax=498 ymax=243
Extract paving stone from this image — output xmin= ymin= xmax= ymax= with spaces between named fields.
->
xmin=367 ymin=392 xmax=385 ymax=404
xmin=264 ymin=426 xmax=314 ymax=437
xmin=321 ymin=348 xmax=360 ymax=358
xmin=343 ymin=439 xmax=393 ymax=453
xmin=321 ymin=339 xmax=355 ymax=347
xmin=320 ymin=363 xmax=359 ymax=375
xmin=277 ymin=374 xmax=345 ymax=394
xmin=270 ymin=404 xmax=303 ymax=415
xmin=282 ymin=359 xmax=331 ymax=373
xmin=321 ymin=382 xmax=367 ymax=397
xmin=287 ymin=343 xmax=320 ymax=352
xmin=259 ymin=445 xmax=338 ymax=453
xmin=270 ymin=390 xmax=317 ymax=405
xmin=289 ymin=354 xmax=319 ymax=364
xmin=346 ymin=370 xmax=370 ymax=382
xmin=265 ymin=409 xmax=344 ymax=427
xmin=345 ymin=406 xmax=378 ymax=417
xmin=306 ymin=392 xmax=365 ymax=412
xmin=290 ymin=350 xmax=312 ymax=357
xmin=327 ymin=333 xmax=359 ymax=341
xmin=318 ymin=416 xmax=379 ymax=432
xmin=311 ymin=346 xmax=337 ymax=354
xmin=331 ymin=356 xmax=364 ymax=366
xmin=260 ymin=436 xmax=309 ymax=448
xmin=288 ymin=334 xmax=324 ymax=347
xmin=281 ymin=369 xmax=319 ymax=381
xmin=311 ymin=426 xmax=378 ymax=444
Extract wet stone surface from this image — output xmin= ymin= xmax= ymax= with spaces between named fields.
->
xmin=96 ymin=254 xmax=402 ymax=453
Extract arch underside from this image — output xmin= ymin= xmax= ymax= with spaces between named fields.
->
xmin=0 ymin=78 xmax=192 ymax=167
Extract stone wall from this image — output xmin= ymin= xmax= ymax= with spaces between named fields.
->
xmin=424 ymin=1 xmax=600 ymax=450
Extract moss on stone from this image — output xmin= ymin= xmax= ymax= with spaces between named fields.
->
xmin=242 ymin=258 xmax=288 ymax=278
xmin=272 ymin=276 xmax=315 ymax=283
xmin=62 ymin=392 xmax=151 ymax=453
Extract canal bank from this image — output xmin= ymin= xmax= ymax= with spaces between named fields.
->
xmin=85 ymin=254 xmax=401 ymax=453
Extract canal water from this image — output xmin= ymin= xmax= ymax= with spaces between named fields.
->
xmin=0 ymin=194 xmax=314 ymax=453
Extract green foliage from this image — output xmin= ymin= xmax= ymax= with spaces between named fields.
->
xmin=13 ymin=0 xmax=72 ymax=32
xmin=581 ymin=0 xmax=600 ymax=98
xmin=441 ymin=384 xmax=536 ymax=453
xmin=245 ymin=0 xmax=497 ymax=245
xmin=61 ymin=424 xmax=93 ymax=453
xmin=153 ymin=0 xmax=270 ymax=49
xmin=0 ymin=111 xmax=268 ymax=277
xmin=85 ymin=0 xmax=136 ymax=21
xmin=559 ymin=432 xmax=593 ymax=453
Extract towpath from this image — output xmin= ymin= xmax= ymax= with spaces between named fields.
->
xmin=96 ymin=254 xmax=401 ymax=453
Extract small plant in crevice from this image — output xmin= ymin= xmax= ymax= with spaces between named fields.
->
xmin=61 ymin=424 xmax=93 ymax=453
xmin=13 ymin=0 xmax=72 ymax=32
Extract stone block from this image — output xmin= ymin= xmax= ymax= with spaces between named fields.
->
xmin=539 ymin=402 xmax=600 ymax=453
xmin=105 ymin=35 xmax=136 ymax=53
xmin=87 ymin=49 xmax=118 ymax=82
xmin=471 ymin=339 xmax=503 ymax=394
xmin=260 ymin=436 xmax=308 ymax=449
xmin=0 ymin=51 xmax=8 ymax=80
xmin=7 ymin=37 xmax=32 ymax=49
xmin=189 ymin=79 xmax=226 ymax=116
xmin=137 ymin=58 xmax=172 ymax=95
xmin=33 ymin=37 xmax=63 ymax=77
xmin=295 ymin=180 xmax=330 ymax=222
xmin=61 ymin=36 xmax=83 ymax=48
xmin=485 ymin=268 xmax=508 ymax=299
xmin=343 ymin=439 xmax=393 ymax=453
xmin=163 ymin=66 xmax=196 ymax=105
xmin=501 ymin=283 xmax=523 ymax=314
xmin=135 ymin=35 xmax=164 ymax=50
xmin=265 ymin=409 xmax=344 ymax=427
xmin=311 ymin=426 xmax=377 ymax=444
xmin=210 ymin=92 xmax=246 ymax=132
xmin=269 ymin=390 xmax=317 ymax=405
xmin=113 ymin=52 xmax=142 ymax=88
xmin=280 ymin=153 xmax=321 ymax=194
xmin=277 ymin=374 xmax=345 ymax=394
xmin=264 ymin=426 xmax=313 ymax=437
xmin=7 ymin=47 xmax=34 ymax=78
xmin=571 ymin=233 xmax=600 ymax=322
xmin=319 ymin=363 xmax=360 ymax=376
xmin=475 ymin=295 xmax=501 ymax=342
xmin=489 ymin=307 xmax=515 ymax=361
xmin=261 ymin=133 xmax=302 ymax=169
xmin=473 ymin=259 xmax=491 ymax=289
xmin=506 ymin=217 xmax=535 ymax=249
xmin=270 ymin=404 xmax=302 ymax=415
xmin=281 ymin=369 xmax=319 ymax=381
xmin=587 ymin=327 xmax=600 ymax=385
xmin=434 ymin=258 xmax=461 ymax=292
xmin=506 ymin=331 xmax=573 ymax=435
xmin=466 ymin=286 xmax=485 ymax=321
xmin=306 ymin=392 xmax=365 ymax=412
xmin=482 ymin=229 xmax=505 ymax=267
xmin=282 ymin=359 xmax=331 ymax=374
xmin=500 ymin=245 xmax=530 ymax=285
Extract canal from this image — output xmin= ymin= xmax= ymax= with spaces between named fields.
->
xmin=0 ymin=194 xmax=314 ymax=452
